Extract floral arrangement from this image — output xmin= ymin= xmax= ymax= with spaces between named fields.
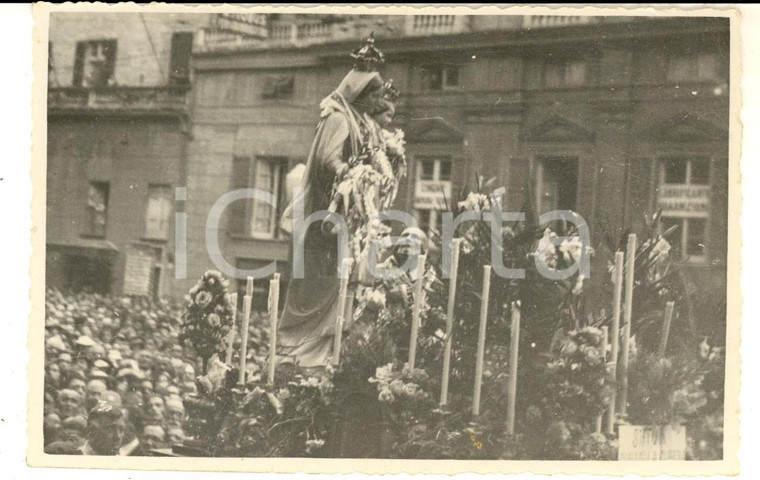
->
xmin=179 ymin=270 xmax=235 ymax=372
xmin=329 ymin=127 xmax=407 ymax=260
xmin=214 ymin=365 xmax=337 ymax=457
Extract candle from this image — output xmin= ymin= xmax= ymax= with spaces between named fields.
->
xmin=238 ymin=294 xmax=252 ymax=385
xmin=595 ymin=325 xmax=609 ymax=434
xmin=407 ymin=254 xmax=427 ymax=371
xmin=246 ymin=276 xmax=253 ymax=297
xmin=607 ymin=251 xmax=624 ymax=434
xmin=619 ymin=234 xmax=637 ymax=418
xmin=472 ymin=265 xmax=491 ymax=417
xmin=268 ymin=274 xmax=280 ymax=385
xmin=658 ymin=301 xmax=676 ymax=358
xmin=332 ymin=258 xmax=353 ymax=366
xmin=225 ymin=292 xmax=238 ymax=365
xmin=440 ymin=238 xmax=462 ymax=407
xmin=506 ymin=301 xmax=520 ymax=435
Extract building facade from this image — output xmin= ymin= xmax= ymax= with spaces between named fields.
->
xmin=46 ymin=12 xmax=213 ymax=298
xmin=185 ymin=14 xmax=730 ymax=330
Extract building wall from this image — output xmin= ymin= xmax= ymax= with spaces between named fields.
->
xmin=49 ymin=12 xmax=211 ymax=88
xmin=46 ymin=117 xmax=185 ymax=295
xmin=186 ymin=16 xmax=730 ymax=325
xmin=46 ymin=12 xmax=212 ymax=296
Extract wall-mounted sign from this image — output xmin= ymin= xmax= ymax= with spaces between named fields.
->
xmin=213 ymin=13 xmax=269 ymax=38
xmin=618 ymin=425 xmax=686 ymax=461
xmin=658 ymin=184 xmax=710 ymax=218
xmin=123 ymin=243 xmax=161 ymax=296
xmin=414 ymin=180 xmax=451 ymax=210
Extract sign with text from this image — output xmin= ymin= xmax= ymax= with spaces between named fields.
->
xmin=123 ymin=244 xmax=160 ymax=296
xmin=658 ymin=184 xmax=710 ymax=218
xmin=213 ymin=13 xmax=269 ymax=38
xmin=618 ymin=425 xmax=686 ymax=461
xmin=414 ymin=180 xmax=451 ymax=210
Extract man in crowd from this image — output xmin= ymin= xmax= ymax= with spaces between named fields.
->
xmin=43 ymin=288 xmax=201 ymax=455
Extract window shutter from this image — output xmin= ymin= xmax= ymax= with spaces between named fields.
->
xmin=228 ymin=157 xmax=252 ymax=236
xmin=73 ymin=42 xmax=86 ymax=87
xmin=102 ymin=40 xmax=118 ymax=85
xmin=169 ymin=32 xmax=193 ymax=86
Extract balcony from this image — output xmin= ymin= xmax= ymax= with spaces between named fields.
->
xmin=48 ymin=86 xmax=188 ymax=118
xmin=523 ymin=15 xmax=595 ymax=29
xmin=405 ymin=15 xmax=470 ymax=36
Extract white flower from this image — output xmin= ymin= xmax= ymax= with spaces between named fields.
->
xmin=458 ymin=192 xmax=490 ymax=212
xmin=207 ymin=313 xmax=221 ymax=328
xmin=559 ymin=236 xmax=584 ymax=263
xmin=195 ymin=291 xmax=213 ymax=308
xmin=378 ymin=388 xmax=395 ymax=403
xmin=373 ymin=149 xmax=393 ymax=178
xmin=535 ymin=229 xmax=558 ymax=269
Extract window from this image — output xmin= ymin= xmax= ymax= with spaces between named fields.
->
xmin=85 ymin=182 xmax=109 ymax=237
xmin=228 ymin=156 xmax=285 ymax=239
xmin=422 ymin=65 xmax=460 ymax=91
xmin=535 ymin=156 xmax=578 ymax=214
xmin=667 ymin=52 xmax=720 ymax=82
xmin=73 ymin=39 xmax=117 ymax=88
xmin=169 ymin=32 xmax=193 ymax=86
xmin=657 ymin=157 xmax=711 ymax=261
xmin=262 ymin=75 xmax=295 ymax=99
xmin=235 ymin=258 xmax=285 ymax=312
xmin=414 ymin=155 xmax=452 ymax=234
xmin=544 ymin=59 xmax=586 ymax=88
xmin=144 ymin=185 xmax=172 ymax=240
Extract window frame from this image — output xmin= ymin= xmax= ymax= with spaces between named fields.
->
xmin=73 ymin=39 xmax=118 ymax=88
xmin=543 ymin=58 xmax=587 ymax=88
xmin=657 ymin=156 xmax=712 ymax=263
xmin=421 ymin=64 xmax=461 ymax=91
xmin=414 ymin=154 xmax=452 ymax=234
xmin=83 ymin=181 xmax=110 ymax=238
xmin=143 ymin=184 xmax=173 ymax=241
xmin=249 ymin=157 xmax=284 ymax=239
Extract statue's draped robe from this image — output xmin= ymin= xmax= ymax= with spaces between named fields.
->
xmin=278 ymin=70 xmax=380 ymax=368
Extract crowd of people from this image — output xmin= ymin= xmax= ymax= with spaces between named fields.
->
xmin=43 ymin=288 xmax=201 ymax=456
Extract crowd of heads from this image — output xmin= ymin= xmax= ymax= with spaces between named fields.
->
xmin=43 ymin=288 xmax=200 ymax=456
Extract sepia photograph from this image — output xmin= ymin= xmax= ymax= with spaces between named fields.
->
xmin=28 ymin=3 xmax=741 ymax=475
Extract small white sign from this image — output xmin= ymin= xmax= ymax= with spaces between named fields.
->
xmin=658 ymin=184 xmax=710 ymax=217
xmin=618 ymin=425 xmax=686 ymax=461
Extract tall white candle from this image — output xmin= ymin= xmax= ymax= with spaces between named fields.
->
xmin=408 ymin=254 xmax=427 ymax=371
xmin=225 ymin=292 xmax=238 ymax=365
xmin=658 ymin=301 xmax=676 ymax=358
xmin=246 ymin=276 xmax=253 ymax=297
xmin=607 ymin=251 xmax=624 ymax=434
xmin=472 ymin=265 xmax=492 ymax=417
xmin=332 ymin=258 xmax=353 ymax=366
xmin=440 ymin=238 xmax=462 ymax=407
xmin=268 ymin=273 xmax=280 ymax=385
xmin=239 ymin=294 xmax=252 ymax=385
xmin=595 ymin=325 xmax=609 ymax=434
xmin=619 ymin=234 xmax=637 ymax=418
xmin=506 ymin=301 xmax=521 ymax=435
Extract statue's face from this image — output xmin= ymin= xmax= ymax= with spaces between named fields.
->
xmin=397 ymin=227 xmax=427 ymax=259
